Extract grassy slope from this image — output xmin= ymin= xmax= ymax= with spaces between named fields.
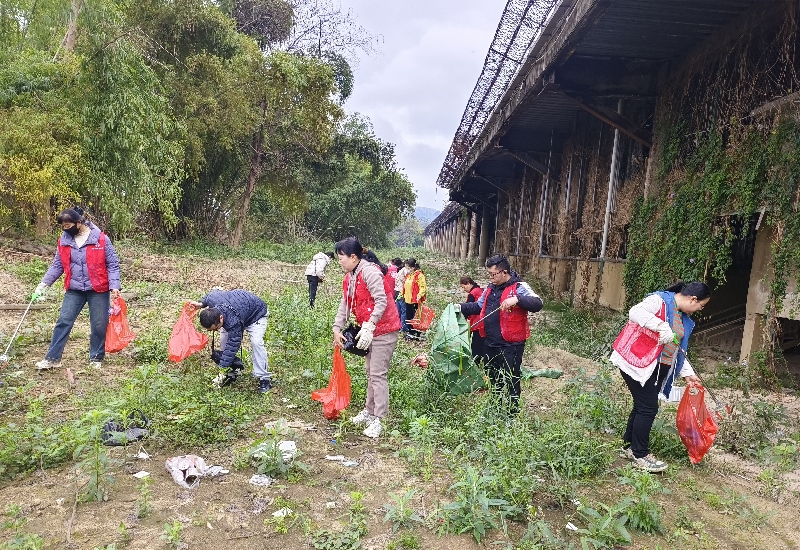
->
xmin=0 ymin=239 xmax=798 ymax=549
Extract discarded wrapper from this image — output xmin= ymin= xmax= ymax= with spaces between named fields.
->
xmin=164 ymin=455 xmax=228 ymax=489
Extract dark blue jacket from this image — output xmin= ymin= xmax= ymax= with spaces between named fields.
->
xmin=201 ymin=290 xmax=268 ymax=368
xmin=460 ymin=271 xmax=543 ymax=347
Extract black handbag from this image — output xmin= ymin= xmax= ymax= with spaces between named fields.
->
xmin=342 ymin=323 xmax=369 ymax=356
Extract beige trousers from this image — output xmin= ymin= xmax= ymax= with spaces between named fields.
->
xmin=365 ymin=330 xmax=399 ymax=418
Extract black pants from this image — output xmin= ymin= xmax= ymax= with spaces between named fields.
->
xmin=405 ymin=302 xmax=420 ymax=337
xmin=620 ymin=365 xmax=670 ymax=459
xmin=307 ymin=275 xmax=321 ymax=307
xmin=485 ymin=343 xmax=525 ymax=413
xmin=470 ymin=331 xmax=486 ymax=364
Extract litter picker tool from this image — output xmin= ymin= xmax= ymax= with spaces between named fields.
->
xmin=677 ymin=343 xmax=733 ymax=417
xmin=0 ymin=294 xmax=37 ymax=366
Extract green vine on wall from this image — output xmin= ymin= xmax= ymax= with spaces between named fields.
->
xmin=625 ymin=113 xmax=800 ymax=371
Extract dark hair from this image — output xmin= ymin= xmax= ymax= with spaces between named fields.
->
xmin=334 ymin=237 xmax=364 ymax=258
xmin=56 ymin=207 xmax=84 ymax=225
xmin=405 ymin=258 xmax=420 ymax=270
xmin=363 ymin=250 xmax=388 ymax=275
xmin=325 ymin=251 xmax=334 ymax=258
xmin=485 ymin=254 xmax=510 ymax=273
xmin=391 ymin=258 xmax=404 ymax=268
xmin=665 ymin=281 xmax=711 ymax=300
xmin=199 ymin=308 xmax=222 ymax=329
xmin=459 ymin=276 xmax=477 ymax=286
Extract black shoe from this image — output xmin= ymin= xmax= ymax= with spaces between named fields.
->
xmin=258 ymin=378 xmax=273 ymax=394
xmin=219 ymin=367 xmax=243 ymax=388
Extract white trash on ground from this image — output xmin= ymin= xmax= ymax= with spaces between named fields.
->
xmin=249 ymin=474 xmax=275 ymax=487
xmin=278 ymin=441 xmax=297 ymax=461
xmin=164 ymin=455 xmax=229 ymax=489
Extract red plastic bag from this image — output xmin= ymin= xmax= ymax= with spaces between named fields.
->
xmin=105 ymin=296 xmax=136 ymax=353
xmin=311 ymin=347 xmax=352 ymax=420
xmin=168 ymin=303 xmax=209 ymax=362
xmin=676 ymin=384 xmax=719 ymax=464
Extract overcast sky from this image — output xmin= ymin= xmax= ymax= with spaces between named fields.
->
xmin=336 ymin=1 xmax=507 ymax=212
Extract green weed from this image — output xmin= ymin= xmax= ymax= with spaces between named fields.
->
xmin=1 ymin=504 xmax=44 ymax=550
xmin=160 ymin=520 xmax=183 ymax=548
xmin=437 ymin=465 xmax=520 ymax=543
xmin=73 ymin=409 xmax=116 ymax=502
xmin=244 ymin=419 xmax=308 ymax=479
xmin=382 ymin=489 xmax=423 ymax=532
xmin=136 ymin=475 xmax=153 ymax=519
xmin=574 ymin=501 xmax=632 ymax=549
xmin=387 ymin=532 xmax=420 ymax=550
xmin=616 ymin=464 xmax=668 ymax=534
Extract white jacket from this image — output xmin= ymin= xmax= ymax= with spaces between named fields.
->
xmin=610 ymin=293 xmax=695 ymax=387
xmin=305 ymin=252 xmax=331 ymax=278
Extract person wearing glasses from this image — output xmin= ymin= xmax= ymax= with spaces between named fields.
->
xmin=457 ymin=255 xmax=543 ymax=414
xmin=33 ymin=207 xmax=122 ymax=372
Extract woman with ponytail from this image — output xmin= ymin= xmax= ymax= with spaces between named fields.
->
xmin=610 ymin=281 xmax=710 ymax=472
xmin=332 ymin=238 xmax=401 ymax=439
xmin=34 ymin=207 xmax=121 ymax=371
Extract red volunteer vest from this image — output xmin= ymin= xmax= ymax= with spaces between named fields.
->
xmin=478 ymin=283 xmax=529 ymax=343
xmin=468 ymin=286 xmax=484 ymax=332
xmin=58 ymin=233 xmax=110 ymax=292
xmin=343 ymin=265 xmax=401 ymax=336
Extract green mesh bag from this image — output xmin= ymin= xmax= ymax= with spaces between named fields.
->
xmin=427 ymin=304 xmax=487 ymax=395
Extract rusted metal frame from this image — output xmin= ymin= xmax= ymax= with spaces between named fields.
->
xmin=563 ymin=92 xmax=652 ymax=148
xmin=458 ymin=191 xmax=497 ymax=213
xmin=475 ymin=173 xmax=512 ymax=196
xmin=460 ymin=1 xmax=552 ymax=149
xmin=503 ymin=148 xmax=549 ymax=175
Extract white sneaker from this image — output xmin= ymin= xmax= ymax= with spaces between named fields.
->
xmin=36 ymin=359 xmax=61 ymax=371
xmin=351 ymin=409 xmax=374 ymax=425
xmin=89 ymin=361 xmax=102 ymax=370
xmin=363 ymin=418 xmax=383 ymax=439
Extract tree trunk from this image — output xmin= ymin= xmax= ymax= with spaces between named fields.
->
xmin=231 ymin=120 xmax=264 ymax=248
xmin=61 ymin=0 xmax=83 ymax=52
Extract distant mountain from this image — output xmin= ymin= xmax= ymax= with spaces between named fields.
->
xmin=415 ymin=207 xmax=441 ymax=228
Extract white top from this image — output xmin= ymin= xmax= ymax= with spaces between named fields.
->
xmin=394 ymin=266 xmax=410 ymax=293
xmin=305 ymin=252 xmax=331 ymax=278
xmin=610 ymin=293 xmax=695 ymax=386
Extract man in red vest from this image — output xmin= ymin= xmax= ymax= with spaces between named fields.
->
xmin=458 ymin=255 xmax=543 ymax=415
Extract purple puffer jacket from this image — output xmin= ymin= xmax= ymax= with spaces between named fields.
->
xmin=42 ymin=222 xmax=121 ymax=292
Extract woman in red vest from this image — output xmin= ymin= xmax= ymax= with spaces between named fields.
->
xmin=460 ymin=276 xmax=485 ymax=364
xmin=33 ymin=207 xmax=121 ymax=371
xmin=333 ymin=238 xmax=401 ymax=439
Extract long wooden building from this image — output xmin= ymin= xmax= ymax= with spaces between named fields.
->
xmin=427 ymin=0 xmax=800 ymax=364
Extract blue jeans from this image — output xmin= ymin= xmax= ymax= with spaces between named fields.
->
xmin=396 ymin=298 xmax=407 ymax=332
xmin=46 ymin=290 xmax=110 ymax=362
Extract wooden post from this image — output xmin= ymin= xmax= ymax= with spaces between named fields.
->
xmin=468 ymin=211 xmax=478 ymax=259
xmin=479 ymin=205 xmax=490 ymax=265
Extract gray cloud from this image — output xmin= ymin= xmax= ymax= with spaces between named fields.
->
xmin=337 ymin=1 xmax=505 ymax=210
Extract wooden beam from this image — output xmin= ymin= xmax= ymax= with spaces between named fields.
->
xmin=563 ymin=93 xmax=652 ymax=148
